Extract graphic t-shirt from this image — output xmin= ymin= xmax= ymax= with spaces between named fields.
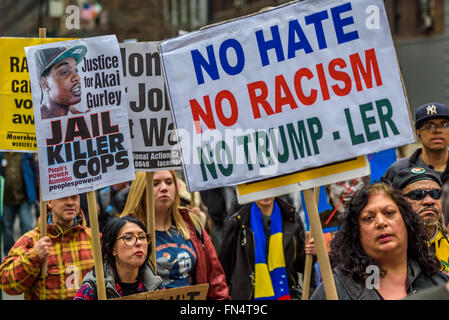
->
xmin=155 ymin=227 xmax=197 ymax=288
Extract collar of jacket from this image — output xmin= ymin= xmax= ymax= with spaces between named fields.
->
xmin=179 ymin=207 xmax=204 ymax=242
xmin=411 ymin=148 xmax=449 ymax=179
xmin=104 ymin=263 xmax=162 ymax=293
xmin=409 ymin=148 xmax=422 ymax=165
xmin=83 ymin=261 xmax=162 ymax=298
xmin=230 ymin=197 xmax=296 ymax=229
xmin=335 ymin=258 xmax=423 ymax=299
xmin=37 ymin=209 xmax=88 ymax=237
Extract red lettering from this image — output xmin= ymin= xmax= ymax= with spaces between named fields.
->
xmin=215 ymin=90 xmax=238 ymax=127
xmin=293 ymin=68 xmax=317 ymax=105
xmin=275 ymin=74 xmax=298 ymax=113
xmin=349 ymin=48 xmax=383 ymax=92
xmin=315 ymin=63 xmax=330 ymax=101
xmin=189 ymin=96 xmax=216 ymax=134
xmin=247 ymin=80 xmax=274 ymax=119
xmin=329 ymin=58 xmax=352 ymax=96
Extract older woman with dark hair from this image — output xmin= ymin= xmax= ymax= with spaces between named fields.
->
xmin=74 ymin=216 xmax=162 ymax=300
xmin=311 ymin=182 xmax=449 ymax=300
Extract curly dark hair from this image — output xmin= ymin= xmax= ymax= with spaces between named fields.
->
xmin=330 ymin=182 xmax=441 ymax=285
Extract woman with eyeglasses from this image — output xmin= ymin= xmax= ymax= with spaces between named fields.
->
xmin=120 ymin=170 xmax=230 ymax=300
xmin=310 ymin=182 xmax=449 ymax=300
xmin=74 ymin=216 xmax=162 ymax=300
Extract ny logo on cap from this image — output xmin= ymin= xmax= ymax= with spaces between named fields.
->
xmin=427 ymin=104 xmax=437 ymax=115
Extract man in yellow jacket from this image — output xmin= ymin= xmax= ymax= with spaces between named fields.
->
xmin=0 ymin=194 xmax=94 ymax=299
xmin=393 ymin=167 xmax=449 ymax=274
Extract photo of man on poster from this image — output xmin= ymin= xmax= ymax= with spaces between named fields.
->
xmin=36 ymin=45 xmax=87 ymax=120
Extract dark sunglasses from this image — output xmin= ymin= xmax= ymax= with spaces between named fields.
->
xmin=404 ymin=189 xmax=441 ymax=201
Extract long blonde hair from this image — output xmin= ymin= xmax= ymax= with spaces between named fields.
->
xmin=120 ymin=170 xmax=202 ymax=240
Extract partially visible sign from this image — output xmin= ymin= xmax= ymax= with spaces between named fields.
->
xmin=112 ymin=283 xmax=209 ymax=300
xmin=120 ymin=42 xmax=181 ymax=171
xmin=0 ymin=37 xmax=73 ymax=152
xmin=236 ymin=156 xmax=370 ymax=204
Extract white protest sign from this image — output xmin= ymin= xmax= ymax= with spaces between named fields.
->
xmin=26 ymin=35 xmax=135 ymax=201
xmin=160 ymin=0 xmax=414 ymax=192
xmin=120 ymin=42 xmax=181 ymax=171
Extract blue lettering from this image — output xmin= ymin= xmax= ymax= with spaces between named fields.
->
xmin=256 ymin=25 xmax=285 ymax=67
xmin=287 ymin=19 xmax=313 ymax=59
xmin=305 ymin=10 xmax=329 ymax=50
xmin=331 ymin=2 xmax=359 ymax=44
xmin=219 ymin=38 xmax=245 ymax=76
xmin=191 ymin=45 xmax=219 ymax=85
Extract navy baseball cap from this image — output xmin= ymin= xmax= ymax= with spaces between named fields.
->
xmin=392 ymin=167 xmax=442 ymax=190
xmin=415 ymin=102 xmax=449 ymax=129
xmin=35 ymin=45 xmax=87 ymax=78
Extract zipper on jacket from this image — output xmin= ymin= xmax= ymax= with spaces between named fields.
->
xmin=241 ymin=226 xmax=247 ymax=246
xmin=239 ymin=221 xmax=256 ymax=300
xmin=249 ymin=272 xmax=255 ymax=299
xmin=249 ymin=229 xmax=256 ymax=299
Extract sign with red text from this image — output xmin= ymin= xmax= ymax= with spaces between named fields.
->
xmin=160 ymin=0 xmax=414 ymax=192
xmin=25 ymin=35 xmax=135 ymax=201
xmin=120 ymin=42 xmax=181 ymax=170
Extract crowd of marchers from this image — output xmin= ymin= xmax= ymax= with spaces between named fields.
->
xmin=2 ymin=102 xmax=449 ymax=300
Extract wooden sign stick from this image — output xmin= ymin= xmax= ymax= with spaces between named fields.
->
xmin=38 ymin=27 xmax=48 ymax=278
xmin=39 ymin=188 xmax=48 ymax=277
xmin=301 ymin=187 xmax=320 ymax=300
xmin=145 ymin=172 xmax=156 ymax=272
xmin=302 ymin=188 xmax=338 ymax=300
xmin=301 ymin=231 xmax=313 ymax=300
xmin=86 ymin=191 xmax=107 ymax=300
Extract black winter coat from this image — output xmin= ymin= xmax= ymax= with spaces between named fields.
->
xmin=382 ymin=148 xmax=449 ymax=185
xmin=219 ymin=198 xmax=310 ymax=300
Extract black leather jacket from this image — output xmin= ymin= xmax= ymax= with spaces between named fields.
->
xmin=382 ymin=148 xmax=449 ymax=185
xmin=310 ymin=259 xmax=449 ymax=300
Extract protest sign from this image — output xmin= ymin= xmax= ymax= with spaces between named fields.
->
xmin=120 ymin=42 xmax=181 ymax=170
xmin=25 ymin=35 xmax=135 ymax=201
xmin=236 ymin=155 xmax=370 ymax=204
xmin=0 ymin=37 xmax=73 ymax=152
xmin=160 ymin=0 xmax=414 ymax=192
xmin=112 ymin=283 xmax=209 ymax=300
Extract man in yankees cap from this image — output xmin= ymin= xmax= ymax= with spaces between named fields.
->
xmin=36 ymin=45 xmax=87 ymax=120
xmin=383 ymin=102 xmax=449 ymax=184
